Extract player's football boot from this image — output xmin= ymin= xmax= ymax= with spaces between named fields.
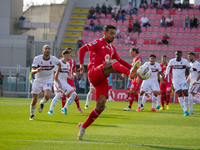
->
xmin=29 ymin=114 xmax=34 ymax=120
xmin=38 ymin=101 xmax=44 ymax=113
xmin=151 ymin=108 xmax=159 ymax=112
xmin=136 ymin=106 xmax=141 ymax=112
xmin=78 ymin=107 xmax=83 ymax=113
xmin=123 ymin=107 xmax=132 ymax=111
xmin=129 ymin=60 xmax=141 ymax=79
xmin=184 ymin=111 xmax=189 ymax=116
xmin=156 ymin=105 xmax=161 ymax=110
xmin=189 ymin=110 xmax=193 ymax=115
xmin=166 ymin=105 xmax=169 ymax=110
xmin=47 ymin=110 xmax=54 ymax=115
xmin=84 ymin=105 xmax=88 ymax=109
xmin=159 ymin=106 xmax=164 ymax=110
xmin=61 ymin=107 xmax=67 ymax=115
xmin=78 ymin=123 xmax=85 ymax=140
xmin=140 ymin=106 xmax=145 ymax=110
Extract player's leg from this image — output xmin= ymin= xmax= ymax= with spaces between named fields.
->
xmin=61 ymin=94 xmax=66 ymax=108
xmin=137 ymin=81 xmax=147 ymax=111
xmin=141 ymin=93 xmax=148 ymax=110
xmin=156 ymin=91 xmax=161 ymax=110
xmin=165 ymin=84 xmax=172 ymax=110
xmin=38 ymin=89 xmax=51 ymax=113
xmin=160 ymin=84 xmax=165 ymax=110
xmin=48 ymin=91 xmax=62 ymax=115
xmin=85 ymin=85 xmax=95 ymax=109
xmin=124 ymin=87 xmax=135 ymax=111
xmin=151 ymin=91 xmax=159 ymax=112
xmin=188 ymin=84 xmax=200 ymax=114
xmin=30 ymin=93 xmax=40 ymax=120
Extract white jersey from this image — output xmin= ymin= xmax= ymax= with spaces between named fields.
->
xmin=32 ymin=55 xmax=60 ymax=83
xmin=143 ymin=62 xmax=162 ymax=82
xmin=57 ymin=59 xmax=70 ymax=83
xmin=166 ymin=58 xmax=190 ymax=84
xmin=189 ymin=60 xmax=200 ymax=84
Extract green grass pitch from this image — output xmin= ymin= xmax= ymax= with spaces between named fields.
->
xmin=0 ymin=97 xmax=200 ymax=150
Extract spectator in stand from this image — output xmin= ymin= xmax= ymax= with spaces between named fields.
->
xmin=160 ymin=16 xmax=166 ymax=27
xmin=133 ymin=5 xmax=138 ymax=14
xmin=190 ymin=15 xmax=199 ymax=28
xmin=173 ymin=0 xmax=182 ymax=10
xmin=125 ymin=32 xmax=134 ymax=45
xmin=88 ymin=7 xmax=96 ymax=19
xmin=101 ymin=3 xmax=107 ymax=17
xmin=183 ymin=15 xmax=190 ymax=28
xmin=140 ymin=14 xmax=151 ymax=27
xmin=89 ymin=19 xmax=95 ymax=31
xmin=151 ymin=0 xmax=159 ymax=9
xmin=128 ymin=16 xmax=134 ymax=33
xmin=182 ymin=0 xmax=189 ymax=9
xmin=77 ymin=37 xmax=84 ymax=48
xmin=162 ymin=0 xmax=170 ymax=9
xmin=162 ymin=33 xmax=170 ymax=45
xmin=107 ymin=4 xmax=113 ymax=14
xmin=114 ymin=2 xmax=120 ymax=13
xmin=79 ymin=77 xmax=86 ymax=93
xmin=165 ymin=15 xmax=174 ymax=27
xmin=115 ymin=27 xmax=121 ymax=41
xmin=126 ymin=1 xmax=132 ymax=15
xmin=116 ymin=8 xmax=126 ymax=22
xmin=140 ymin=0 xmax=148 ymax=9
xmin=111 ymin=7 xmax=117 ymax=20
xmin=95 ymin=4 xmax=101 ymax=16
xmin=133 ymin=20 xmax=142 ymax=33
xmin=94 ymin=19 xmax=103 ymax=31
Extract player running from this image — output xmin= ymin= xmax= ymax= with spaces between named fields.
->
xmin=47 ymin=50 xmax=77 ymax=115
xmin=159 ymin=55 xmax=172 ymax=110
xmin=61 ymin=48 xmax=82 ymax=113
xmin=165 ymin=51 xmax=191 ymax=116
xmin=123 ymin=48 xmax=143 ymax=111
xmin=29 ymin=44 xmax=60 ymax=120
xmin=77 ymin=25 xmax=140 ymax=140
xmin=137 ymin=54 xmax=163 ymax=112
xmin=107 ymin=73 xmax=114 ymax=101
xmin=187 ymin=52 xmax=200 ymax=114
xmin=85 ymin=83 xmax=95 ymax=109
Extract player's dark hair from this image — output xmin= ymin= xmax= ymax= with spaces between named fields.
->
xmin=162 ymin=55 xmax=167 ymax=58
xmin=149 ymin=54 xmax=156 ymax=58
xmin=65 ymin=47 xmax=72 ymax=51
xmin=104 ymin=25 xmax=116 ymax=32
xmin=188 ymin=52 xmax=195 ymax=56
xmin=62 ymin=49 xmax=70 ymax=55
xmin=176 ymin=51 xmax=182 ymax=54
xmin=131 ymin=47 xmax=139 ymax=54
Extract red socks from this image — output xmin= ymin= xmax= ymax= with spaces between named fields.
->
xmin=129 ymin=93 xmax=135 ymax=107
xmin=161 ymin=94 xmax=165 ymax=107
xmin=112 ymin=61 xmax=130 ymax=76
xmin=74 ymin=95 xmax=80 ymax=108
xmin=82 ymin=108 xmax=101 ymax=129
xmin=135 ymin=94 xmax=138 ymax=102
xmin=61 ymin=95 xmax=66 ymax=108
xmin=166 ymin=93 xmax=170 ymax=105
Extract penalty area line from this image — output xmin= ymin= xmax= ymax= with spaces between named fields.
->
xmin=0 ymin=139 xmax=200 ymax=148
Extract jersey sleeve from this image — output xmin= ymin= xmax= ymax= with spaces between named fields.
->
xmin=32 ymin=57 xmax=38 ymax=68
xmin=53 ymin=56 xmax=60 ymax=65
xmin=197 ymin=63 xmax=200 ymax=72
xmin=85 ymin=39 xmax=100 ymax=51
xmin=158 ymin=63 xmax=162 ymax=72
xmin=165 ymin=59 xmax=172 ymax=75
xmin=73 ymin=60 xmax=76 ymax=70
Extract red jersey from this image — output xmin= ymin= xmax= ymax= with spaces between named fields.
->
xmin=160 ymin=63 xmax=171 ymax=83
xmin=68 ymin=58 xmax=76 ymax=76
xmin=132 ymin=55 xmax=143 ymax=65
xmin=79 ymin=38 xmax=132 ymax=71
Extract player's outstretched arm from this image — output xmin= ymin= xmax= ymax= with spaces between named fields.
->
xmin=113 ymin=51 xmax=132 ymax=69
xmin=54 ymin=63 xmax=62 ymax=89
xmin=78 ymin=45 xmax=88 ymax=74
xmin=31 ymin=67 xmax=42 ymax=74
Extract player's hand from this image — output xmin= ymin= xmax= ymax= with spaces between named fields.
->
xmin=37 ymin=67 xmax=42 ymax=72
xmin=192 ymin=81 xmax=197 ymax=86
xmin=78 ymin=64 xmax=85 ymax=74
xmin=73 ymin=73 xmax=78 ymax=79
xmin=121 ymin=73 xmax=126 ymax=78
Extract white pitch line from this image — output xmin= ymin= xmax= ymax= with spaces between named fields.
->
xmin=0 ymin=139 xmax=200 ymax=148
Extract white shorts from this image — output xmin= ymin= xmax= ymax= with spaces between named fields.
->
xmin=173 ymin=82 xmax=188 ymax=92
xmin=141 ymin=80 xmax=160 ymax=92
xmin=90 ymin=83 xmax=95 ymax=89
xmin=189 ymin=84 xmax=200 ymax=94
xmin=31 ymin=79 xmax=53 ymax=94
xmin=54 ymin=81 xmax=73 ymax=94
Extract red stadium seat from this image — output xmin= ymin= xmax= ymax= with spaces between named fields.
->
xmin=167 ymin=52 xmax=173 ymax=58
xmin=170 ymin=34 xmax=177 ymax=39
xmin=145 ymin=9 xmax=151 ymax=14
xmin=121 ymin=51 xmax=127 ymax=57
xmin=174 ymin=46 xmax=181 ymax=51
xmin=189 ymin=40 xmax=195 ymax=46
xmin=176 ymin=10 xmax=181 ymax=15
xmin=143 ymin=45 xmax=149 ymax=50
xmin=163 ymin=10 xmax=169 ymax=15
xmin=174 ymin=22 xmax=179 ymax=27
xmin=151 ymin=9 xmax=156 ymax=14
xmin=185 ymin=28 xmax=190 ymax=33
xmin=162 ymin=46 xmax=168 ymax=51
xmin=137 ymin=39 xmax=144 ymax=45
xmin=177 ymin=34 xmax=183 ymax=39
xmin=82 ymin=31 xmax=88 ymax=36
xmin=94 ymin=32 xmax=101 ymax=37
xmin=117 ymin=21 xmax=122 ymax=26
xmin=123 ymin=20 xmax=129 ymax=26
xmin=158 ymin=33 xmax=163 ymax=39
xmin=195 ymin=53 xmax=199 ymax=59
xmin=110 ymin=20 xmax=117 ymax=26
xmin=150 ymin=39 xmax=156 ymax=44
xmin=149 ymin=15 xmax=155 ymax=20
xmin=165 ymin=28 xmax=171 ymax=33
xmin=154 ymin=21 xmax=160 ymax=26
xmin=196 ymin=42 xmax=200 ymax=47
xmin=194 ymin=10 xmax=200 ymax=15
xmin=182 ymin=10 xmax=188 ymax=15
xmin=194 ymin=47 xmax=200 ymax=51
xmin=169 ymin=40 xmax=176 ymax=45
xmin=86 ymin=38 xmax=92 ymax=43
xmin=149 ymin=45 xmax=155 ymax=50
xmin=197 ymin=34 xmax=200 ymax=40
xmin=190 ymin=34 xmax=196 ymax=39
xmin=137 ymin=15 xmax=142 ymax=20
xmin=123 ymin=45 xmax=129 ymax=50
xmin=100 ymin=14 xmax=105 ymax=18
xmin=88 ymin=32 xmax=94 ymax=37
xmin=139 ymin=33 xmax=145 ymax=38
xmin=104 ymin=20 xmax=111 ymax=25
xmin=183 ymin=34 xmax=190 ymax=39
xmin=172 ymin=28 xmax=178 ymax=33
xmin=159 ymin=27 xmax=165 ymax=33
xmin=121 ymin=26 xmax=127 ymax=31
xmin=86 ymin=20 xmax=90 ymax=25
xmin=168 ymin=46 xmax=174 ymax=51
xmin=157 ymin=9 xmax=163 ymax=14
xmin=153 ymin=27 xmax=159 ymax=32
xmin=141 ymin=52 xmax=147 ymax=57
xmin=176 ymin=40 xmax=182 ymax=45
xmin=198 ymin=28 xmax=200 ymax=33
xmin=182 ymin=46 xmax=187 ymax=51
xmin=160 ymin=52 xmax=167 ymax=56
xmin=155 ymin=45 xmax=161 ymax=51
xmin=147 ymin=27 xmax=153 ymax=32
xmin=188 ymin=47 xmax=194 ymax=52
xmin=174 ymin=16 xmax=180 ymax=21
xmin=107 ymin=14 xmax=112 ymax=19
xmin=141 ymin=27 xmax=146 ymax=32
xmin=191 ymin=28 xmax=197 ymax=33
xmin=138 ymin=9 xmax=144 ymax=14
xmin=116 ymin=44 xmax=123 ymax=49
xmin=132 ymin=33 xmax=138 ymax=38
xmin=169 ymin=10 xmax=175 ymax=15
xmin=146 ymin=33 xmax=151 ymax=38
xmin=155 ymin=15 xmax=161 ymax=20
xmin=154 ymin=52 xmax=160 ymax=57
xmin=152 ymin=33 xmax=158 ymax=38
xmin=178 ymin=28 xmax=184 ymax=33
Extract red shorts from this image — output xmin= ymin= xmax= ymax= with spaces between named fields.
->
xmin=130 ymin=78 xmax=143 ymax=91
xmin=67 ymin=78 xmax=76 ymax=91
xmin=88 ymin=62 xmax=109 ymax=100
xmin=160 ymin=82 xmax=172 ymax=93
xmin=108 ymin=85 xmax=113 ymax=90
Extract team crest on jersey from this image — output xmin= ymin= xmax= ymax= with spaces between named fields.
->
xmin=92 ymin=41 xmax=97 ymax=45
xmin=102 ymin=46 xmax=105 ymax=49
xmin=106 ymin=45 xmax=110 ymax=49
xmin=50 ymin=61 xmax=52 ymax=64
xmin=105 ymin=54 xmax=110 ymax=62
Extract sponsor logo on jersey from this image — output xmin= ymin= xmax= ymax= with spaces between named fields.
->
xmin=92 ymin=41 xmax=97 ymax=45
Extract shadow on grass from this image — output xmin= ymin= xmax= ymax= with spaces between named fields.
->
xmin=148 ymin=145 xmax=190 ymax=150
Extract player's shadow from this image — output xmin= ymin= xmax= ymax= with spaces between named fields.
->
xmin=35 ymin=119 xmax=78 ymax=125
xmin=100 ymin=114 xmax=128 ymax=119
xmin=147 ymin=145 xmax=191 ymax=150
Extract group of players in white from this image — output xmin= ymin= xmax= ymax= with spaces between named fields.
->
xmin=29 ymin=44 xmax=200 ymax=121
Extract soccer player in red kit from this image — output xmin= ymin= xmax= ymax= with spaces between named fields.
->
xmin=160 ymin=55 xmax=172 ymax=110
xmin=77 ymin=25 xmax=140 ymax=140
xmin=61 ymin=48 xmax=83 ymax=113
xmin=123 ymin=48 xmax=143 ymax=111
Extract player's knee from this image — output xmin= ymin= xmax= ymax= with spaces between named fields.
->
xmin=44 ymin=95 xmax=50 ymax=101
xmin=55 ymin=93 xmax=62 ymax=99
xmin=140 ymin=91 xmax=145 ymax=96
xmin=70 ymin=91 xmax=77 ymax=99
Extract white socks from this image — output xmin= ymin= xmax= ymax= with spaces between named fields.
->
xmin=64 ymin=92 xmax=77 ymax=108
xmin=142 ymin=95 xmax=147 ymax=106
xmin=49 ymin=93 xmax=62 ymax=111
xmin=86 ymin=92 xmax=92 ymax=106
xmin=40 ymin=97 xmax=48 ymax=104
xmin=152 ymin=95 xmax=157 ymax=109
xmin=30 ymin=104 xmax=36 ymax=115
xmin=138 ymin=95 xmax=143 ymax=107
xmin=178 ymin=97 xmax=187 ymax=112
xmin=156 ymin=95 xmax=160 ymax=107
xmin=184 ymin=96 xmax=189 ymax=106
